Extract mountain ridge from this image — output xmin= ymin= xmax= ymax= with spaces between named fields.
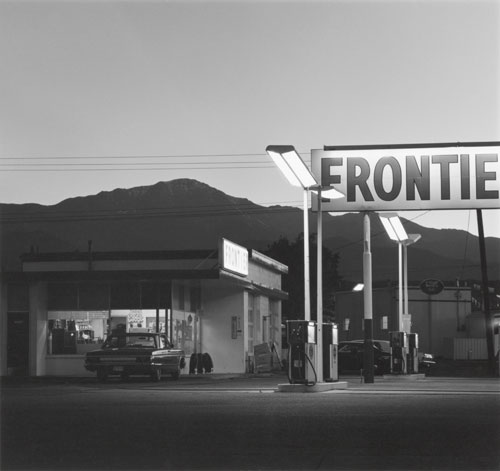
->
xmin=1 ymin=178 xmax=498 ymax=283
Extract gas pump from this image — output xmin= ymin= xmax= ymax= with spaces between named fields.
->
xmin=407 ymin=333 xmax=419 ymax=374
xmin=389 ymin=331 xmax=407 ymax=374
xmin=322 ymin=323 xmax=339 ymax=382
xmin=286 ymin=320 xmax=317 ymax=385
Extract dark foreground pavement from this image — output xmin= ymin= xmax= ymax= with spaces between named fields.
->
xmin=1 ymin=373 xmax=499 ymax=471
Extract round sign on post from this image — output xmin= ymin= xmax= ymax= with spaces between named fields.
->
xmin=420 ymin=279 xmax=444 ymax=295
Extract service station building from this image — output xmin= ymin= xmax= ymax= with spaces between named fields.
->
xmin=1 ymin=239 xmax=288 ymax=377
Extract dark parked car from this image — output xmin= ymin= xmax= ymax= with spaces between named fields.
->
xmin=363 ymin=339 xmax=436 ymax=370
xmin=338 ymin=339 xmax=436 ymax=374
xmin=84 ymin=332 xmax=185 ymax=382
xmin=338 ymin=340 xmax=391 ymax=374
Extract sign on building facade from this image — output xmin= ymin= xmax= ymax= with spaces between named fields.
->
xmin=220 ymin=238 xmax=249 ymax=276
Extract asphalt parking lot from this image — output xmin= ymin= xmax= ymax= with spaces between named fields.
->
xmin=2 ymin=373 xmax=499 ymax=470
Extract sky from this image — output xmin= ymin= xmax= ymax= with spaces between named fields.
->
xmin=0 ymin=0 xmax=499 ymax=238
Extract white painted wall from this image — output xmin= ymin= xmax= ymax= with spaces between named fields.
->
xmin=201 ymin=280 xmax=246 ymax=373
xmin=29 ymin=281 xmax=48 ymax=376
xmin=255 ymin=296 xmax=267 ymax=346
xmin=248 ymin=263 xmax=281 ymax=289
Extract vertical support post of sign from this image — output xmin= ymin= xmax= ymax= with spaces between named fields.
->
xmin=477 ymin=209 xmax=495 ymax=374
xmin=316 ymin=188 xmax=323 ymax=382
xmin=398 ymin=242 xmax=403 ymax=331
xmin=156 ymin=286 xmax=161 ymax=334
xmin=403 ymin=243 xmax=408 ymax=324
xmin=363 ymin=212 xmax=374 ymax=383
xmin=303 ymin=189 xmax=311 ymax=322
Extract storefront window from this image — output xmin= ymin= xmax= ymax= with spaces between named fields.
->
xmin=47 ymin=311 xmax=108 ymax=355
xmin=110 ymin=309 xmax=167 ymax=336
xmin=47 ymin=309 xmax=169 ymax=355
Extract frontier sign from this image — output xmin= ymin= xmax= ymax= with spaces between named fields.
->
xmin=311 ymin=142 xmax=500 ymax=212
xmin=219 ymin=238 xmax=248 ymax=277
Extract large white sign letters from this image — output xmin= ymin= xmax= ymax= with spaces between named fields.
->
xmin=312 ymin=143 xmax=500 ymax=212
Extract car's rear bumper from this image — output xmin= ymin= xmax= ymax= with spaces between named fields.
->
xmin=419 ymin=360 xmax=437 ymax=369
xmin=85 ymin=358 xmax=182 ymax=375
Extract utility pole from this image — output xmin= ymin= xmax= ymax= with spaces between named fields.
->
xmin=477 ymin=209 xmax=495 ymax=375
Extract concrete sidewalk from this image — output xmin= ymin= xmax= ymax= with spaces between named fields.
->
xmin=248 ymin=373 xmax=500 ymax=393
xmin=342 ymin=376 xmax=500 ymax=394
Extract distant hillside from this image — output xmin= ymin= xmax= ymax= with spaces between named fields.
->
xmin=1 ymin=178 xmax=498 ymax=283
xmin=321 ymin=213 xmax=500 ymax=283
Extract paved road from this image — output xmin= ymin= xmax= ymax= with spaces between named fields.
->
xmin=1 ymin=374 xmax=499 ymax=470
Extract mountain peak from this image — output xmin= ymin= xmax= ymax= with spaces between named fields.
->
xmin=53 ymin=178 xmax=255 ymax=211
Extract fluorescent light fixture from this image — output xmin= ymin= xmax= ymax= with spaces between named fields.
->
xmin=390 ymin=217 xmax=408 ymax=241
xmin=266 ymin=148 xmax=302 ymax=187
xmin=379 ymin=213 xmax=408 ymax=242
xmin=404 ymin=233 xmax=422 ymax=246
xmin=352 ymin=283 xmax=364 ymax=292
xmin=266 ymin=145 xmax=318 ymax=189
xmin=311 ymin=187 xmax=345 ymax=199
xmin=282 ymin=149 xmax=318 ymax=188
xmin=380 ymin=217 xmax=398 ymax=241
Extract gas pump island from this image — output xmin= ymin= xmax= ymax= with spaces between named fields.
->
xmin=389 ymin=331 xmax=420 ymax=375
xmin=277 ymin=320 xmax=347 ymax=393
